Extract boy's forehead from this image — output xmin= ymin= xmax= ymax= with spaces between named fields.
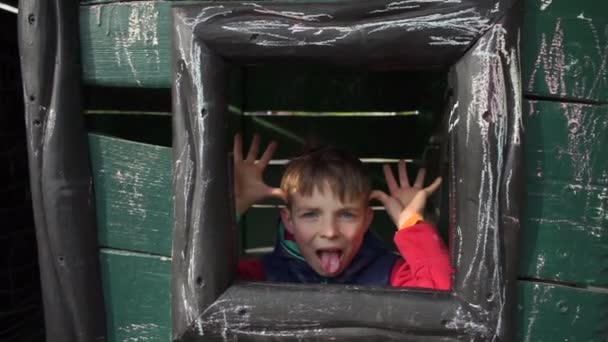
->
xmin=290 ymin=184 xmax=367 ymax=208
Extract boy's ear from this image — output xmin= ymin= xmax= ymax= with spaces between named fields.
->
xmin=280 ymin=207 xmax=295 ymax=234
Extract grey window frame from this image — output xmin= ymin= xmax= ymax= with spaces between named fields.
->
xmin=171 ymin=1 xmax=524 ymax=341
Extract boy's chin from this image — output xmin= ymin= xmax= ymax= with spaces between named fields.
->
xmin=316 ymin=266 xmax=343 ymax=278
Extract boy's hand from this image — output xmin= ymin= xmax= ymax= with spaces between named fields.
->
xmin=233 ymin=133 xmax=286 ymax=215
xmin=370 ymin=160 xmax=442 ymax=229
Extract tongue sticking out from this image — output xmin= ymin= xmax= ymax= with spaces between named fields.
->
xmin=319 ymin=251 xmax=341 ymax=274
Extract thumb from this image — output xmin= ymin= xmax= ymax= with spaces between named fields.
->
xmin=424 ymin=177 xmax=442 ymax=195
xmin=370 ymin=190 xmax=391 ymax=207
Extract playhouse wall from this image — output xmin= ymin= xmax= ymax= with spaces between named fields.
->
xmin=79 ymin=0 xmax=608 ymax=340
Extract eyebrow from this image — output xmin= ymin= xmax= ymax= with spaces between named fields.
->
xmin=295 ymin=207 xmax=320 ymax=213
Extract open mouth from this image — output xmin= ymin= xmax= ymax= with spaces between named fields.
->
xmin=316 ymin=248 xmax=343 ymax=275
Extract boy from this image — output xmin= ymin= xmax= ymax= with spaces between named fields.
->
xmin=233 ymin=134 xmax=452 ymax=289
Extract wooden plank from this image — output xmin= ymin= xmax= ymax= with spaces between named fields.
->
xmin=99 ymin=249 xmax=171 ymax=342
xmin=80 ymin=1 xmax=172 ymax=88
xmin=89 ymin=133 xmax=173 ymax=257
xmin=520 ymin=180 xmax=608 ymax=286
xmin=525 ymin=101 xmax=608 ymax=185
xmin=519 ymin=100 xmax=608 ymax=285
xmin=516 ymin=281 xmax=608 ymax=342
xmin=522 ymin=0 xmax=608 ymax=102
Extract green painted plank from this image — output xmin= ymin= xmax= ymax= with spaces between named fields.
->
xmin=89 ymin=133 xmax=173 ymax=257
xmin=520 ymin=179 xmax=608 ymax=286
xmin=80 ymin=1 xmax=608 ymax=103
xmin=522 ymin=0 xmax=608 ymax=102
xmin=520 ymin=100 xmax=608 ymax=286
xmin=525 ymin=101 xmax=608 ymax=185
xmin=516 ymin=281 xmax=608 ymax=342
xmin=80 ymin=2 xmax=172 ymax=88
xmin=100 ymin=249 xmax=171 ymax=342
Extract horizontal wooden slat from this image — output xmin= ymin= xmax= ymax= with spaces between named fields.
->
xmin=519 ymin=100 xmax=608 ymax=285
xmin=99 ymin=250 xmax=608 ymax=342
xmin=100 ymin=249 xmax=171 ymax=342
xmin=525 ymin=101 xmax=608 ymax=185
xmin=89 ymin=133 xmax=173 ymax=256
xmin=522 ymin=0 xmax=608 ymax=102
xmin=516 ymin=281 xmax=608 ymax=341
xmin=520 ymin=179 xmax=608 ymax=286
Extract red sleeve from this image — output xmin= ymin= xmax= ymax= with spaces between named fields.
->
xmin=389 ymin=223 xmax=453 ymax=290
xmin=237 ymin=258 xmax=265 ymax=281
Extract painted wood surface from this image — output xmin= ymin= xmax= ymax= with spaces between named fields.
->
xmin=80 ymin=1 xmax=171 ymax=88
xmin=80 ymin=0 xmax=608 ymax=102
xmin=522 ymin=0 xmax=608 ymax=103
xmin=99 ymin=250 xmax=608 ymax=342
xmin=100 ymin=248 xmax=171 ymax=342
xmin=90 ymin=134 xmax=173 ymax=256
xmin=522 ymin=101 xmax=608 ymax=286
xmin=516 ymin=281 xmax=608 ymax=341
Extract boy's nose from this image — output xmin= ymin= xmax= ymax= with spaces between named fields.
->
xmin=320 ymin=220 xmax=340 ymax=239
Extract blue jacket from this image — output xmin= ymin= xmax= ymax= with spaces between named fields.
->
xmin=263 ymin=225 xmax=399 ymax=285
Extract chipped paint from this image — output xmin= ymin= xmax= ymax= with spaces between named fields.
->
xmin=540 ymin=0 xmax=553 ymax=11
xmin=114 ymin=169 xmax=147 ymax=219
xmin=370 ymin=0 xmax=463 ymax=14
xmin=445 ymin=305 xmax=490 ymax=336
xmin=448 ymin=101 xmax=460 ymax=132
xmin=118 ymin=323 xmax=162 ymax=342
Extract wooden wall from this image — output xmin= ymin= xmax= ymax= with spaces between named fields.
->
xmin=79 ymin=0 xmax=608 ymax=340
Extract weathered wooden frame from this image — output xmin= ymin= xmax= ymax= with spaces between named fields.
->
xmin=172 ymin=1 xmax=524 ymax=341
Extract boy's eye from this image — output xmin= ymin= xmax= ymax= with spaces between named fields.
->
xmin=300 ymin=212 xmax=318 ymax=219
xmin=339 ymin=211 xmax=356 ymax=219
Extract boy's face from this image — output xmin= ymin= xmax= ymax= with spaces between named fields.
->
xmin=280 ymin=182 xmax=373 ymax=278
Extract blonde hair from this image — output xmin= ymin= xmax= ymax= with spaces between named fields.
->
xmin=280 ymin=146 xmax=371 ymax=206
